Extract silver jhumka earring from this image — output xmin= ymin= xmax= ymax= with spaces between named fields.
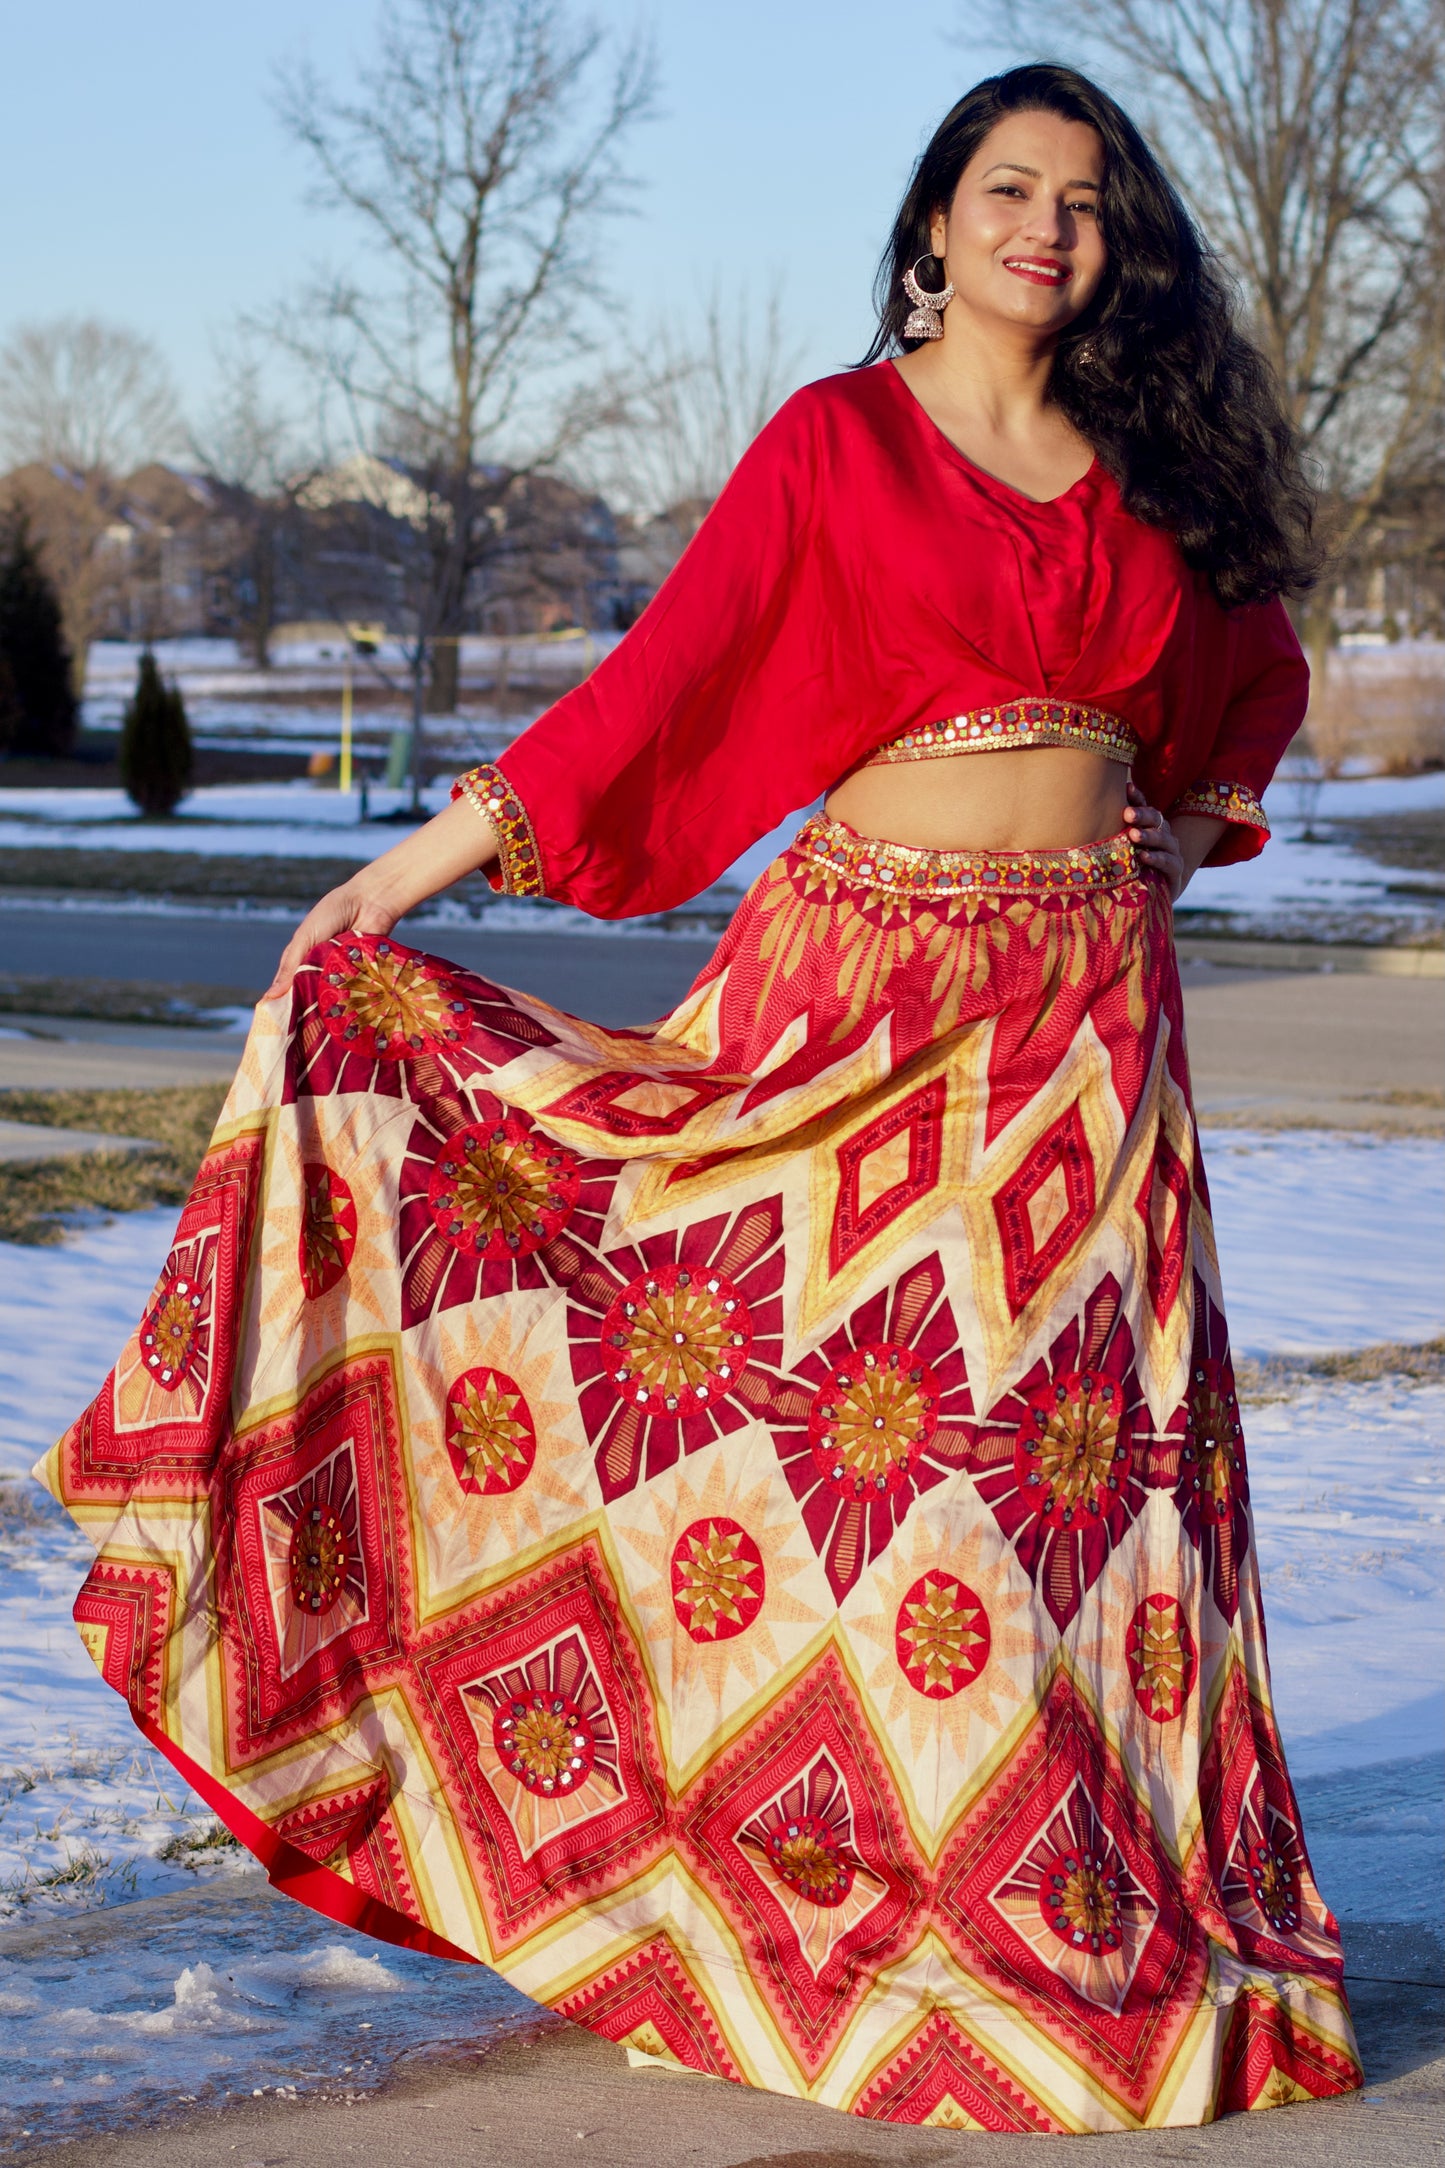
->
xmin=901 ymin=256 xmax=954 ymax=340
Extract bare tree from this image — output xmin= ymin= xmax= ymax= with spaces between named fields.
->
xmin=0 ymin=317 xmax=183 ymax=474
xmin=190 ymin=344 xmax=311 ymax=666
xmin=1018 ymin=0 xmax=1445 ymax=655
xmin=583 ymin=282 xmax=805 ymax=532
xmin=266 ymin=0 xmax=655 ymax=803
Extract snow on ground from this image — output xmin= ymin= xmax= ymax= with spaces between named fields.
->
xmin=1176 ymin=770 xmax=1445 ymax=936
xmin=1269 ymin=769 xmax=1445 ymax=818
xmin=1206 ymin=1132 xmax=1445 ymax=1353
xmin=0 ymin=1131 xmax=1439 ymax=2142
xmin=0 ymin=781 xmax=455 ymax=857
xmin=0 ymin=1888 xmax=535 ymax=2148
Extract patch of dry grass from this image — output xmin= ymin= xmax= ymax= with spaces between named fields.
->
xmin=0 ymin=976 xmax=260 ymax=1025
xmin=1305 ymin=666 xmax=1445 ymax=776
xmin=0 ymin=845 xmax=496 ymax=918
xmin=0 ymin=1085 xmax=229 ymax=1246
xmin=1332 ymin=808 xmax=1445 ymax=877
xmin=155 ymin=1821 xmax=242 ymax=1867
xmin=0 ymin=846 xmax=369 ymax=905
xmin=1235 ymin=1335 xmax=1445 ymax=1402
xmin=0 ymin=1475 xmax=55 ymax=1531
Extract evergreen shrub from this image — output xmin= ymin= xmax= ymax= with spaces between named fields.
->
xmin=119 ymin=651 xmax=193 ymax=815
xmin=0 ymin=509 xmax=77 ymax=757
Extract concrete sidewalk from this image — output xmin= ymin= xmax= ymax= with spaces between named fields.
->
xmin=1179 ymin=961 xmax=1445 ymax=1131
xmin=22 ymin=1957 xmax=1444 ymax=2168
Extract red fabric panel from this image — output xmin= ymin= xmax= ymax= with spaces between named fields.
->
xmin=134 ymin=1711 xmax=479 ymax=1967
xmin=495 ymin=363 xmax=1308 ymax=915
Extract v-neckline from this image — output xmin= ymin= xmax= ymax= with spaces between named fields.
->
xmin=884 ymin=360 xmax=1098 ymax=509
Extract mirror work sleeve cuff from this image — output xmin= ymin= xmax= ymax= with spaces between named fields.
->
xmin=1169 ymin=777 xmax=1270 ymax=863
xmin=450 ymin=763 xmax=547 ymax=897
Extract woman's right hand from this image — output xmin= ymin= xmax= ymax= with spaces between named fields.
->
xmin=264 ymin=874 xmax=402 ymax=1001
xmin=263 ymin=793 xmax=501 ymax=1002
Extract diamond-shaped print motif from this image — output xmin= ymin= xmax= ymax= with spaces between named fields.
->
xmin=830 ymin=1076 xmax=947 ymax=1275
xmin=992 ymin=1100 xmax=1096 ymax=1318
xmin=1217 ymin=1992 xmax=1365 ymax=2114
xmin=568 ymin=1197 xmax=785 ymax=1506
xmin=1135 ymin=1131 xmax=1191 ymax=1326
xmin=541 ymin=1069 xmax=737 ymax=1138
xmin=761 ymin=1252 xmax=973 ymax=1605
xmin=409 ymin=1539 xmax=666 ymax=1951
xmin=1196 ymin=1662 xmax=1343 ymax=1982
xmin=72 ymin=1561 xmax=174 ymax=1724
xmin=1148 ymin=1281 xmax=1251 ymax=1622
xmin=557 ymin=1935 xmax=740 ymax=2080
xmin=679 ymin=1651 xmax=925 ymax=2074
xmin=218 ymin=1349 xmax=410 ymax=1764
xmin=935 ymin=1673 xmax=1207 ymax=2110
xmin=259 ymin=1438 xmax=370 ymax=1678
xmin=59 ymin=1124 xmax=266 ymax=1497
xmin=853 ymin=2011 xmax=1062 ymax=2131
xmin=986 ymin=1776 xmax=1160 ymax=2016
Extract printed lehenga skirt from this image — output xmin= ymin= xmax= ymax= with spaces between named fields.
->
xmin=38 ymin=812 xmax=1363 ymax=2133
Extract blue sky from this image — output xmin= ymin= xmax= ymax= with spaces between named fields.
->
xmin=0 ymin=1 xmax=1040 ymax=424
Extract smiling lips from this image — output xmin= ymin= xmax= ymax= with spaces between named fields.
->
xmin=1002 ymin=257 xmax=1071 ymax=287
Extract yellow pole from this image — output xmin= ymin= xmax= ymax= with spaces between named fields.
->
xmin=340 ymin=651 xmax=353 ymax=794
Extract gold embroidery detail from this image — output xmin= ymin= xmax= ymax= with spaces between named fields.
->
xmin=864 ymin=701 xmax=1138 ymax=769
xmin=791 ymin=814 xmax=1138 ymax=902
xmin=1170 ymin=778 xmax=1269 ymax=832
xmin=451 ymin=762 xmax=546 ymax=896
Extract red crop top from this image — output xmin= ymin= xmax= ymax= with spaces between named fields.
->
xmin=457 ymin=360 xmax=1306 ymax=918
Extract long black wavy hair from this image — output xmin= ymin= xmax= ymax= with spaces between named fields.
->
xmin=861 ymin=64 xmax=1319 ymax=607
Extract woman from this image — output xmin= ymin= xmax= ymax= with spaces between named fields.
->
xmin=41 ymin=65 xmax=1362 ymax=2133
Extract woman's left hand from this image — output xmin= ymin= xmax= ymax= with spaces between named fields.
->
xmin=1124 ymin=782 xmax=1186 ymax=899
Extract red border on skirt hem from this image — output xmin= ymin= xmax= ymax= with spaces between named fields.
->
xmin=134 ymin=1711 xmax=479 ymax=1967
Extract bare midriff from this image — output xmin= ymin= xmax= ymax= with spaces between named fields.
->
xmin=824 ymin=745 xmax=1130 ymax=853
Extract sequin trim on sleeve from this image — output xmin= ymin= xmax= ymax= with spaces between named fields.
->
xmin=1169 ymin=779 xmax=1269 ymax=834
xmin=863 ymin=701 xmax=1138 ymax=769
xmin=450 ymin=763 xmax=547 ymax=897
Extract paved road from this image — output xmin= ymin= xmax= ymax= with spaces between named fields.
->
xmin=0 ymin=905 xmax=1441 ymax=1126
xmin=0 ymin=902 xmax=716 ymax=1028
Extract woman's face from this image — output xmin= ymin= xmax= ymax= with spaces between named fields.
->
xmin=931 ymin=110 xmax=1107 ymax=339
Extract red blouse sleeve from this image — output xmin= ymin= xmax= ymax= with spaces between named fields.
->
xmin=455 ymin=386 xmax=850 ymax=918
xmin=1169 ymin=597 xmax=1308 ymax=867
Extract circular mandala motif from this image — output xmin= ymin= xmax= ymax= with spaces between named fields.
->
xmin=1125 ymin=1593 xmax=1196 ymax=1723
xmin=492 ymin=1692 xmax=596 ymax=1796
xmin=287 ymin=1504 xmax=351 ymax=1615
xmin=445 ymin=1367 xmax=537 ymax=1495
xmin=1039 ymin=1848 xmax=1124 ymax=1953
xmin=426 ymin=1115 xmax=580 ymax=1259
xmin=670 ymin=1517 xmax=765 ymax=1642
xmin=1015 ymin=1370 xmax=1131 ymax=1529
xmin=895 ymin=1571 xmax=991 ymax=1698
xmin=808 ymin=1342 xmax=939 ymax=1501
xmin=601 ymin=1263 xmax=752 ymax=1417
xmin=317 ymin=939 xmax=471 ymax=1060
xmin=140 ymin=1275 xmax=204 ymax=1388
xmin=1185 ymin=1360 xmax=1243 ymax=1525
xmin=298 ymin=1163 xmax=357 ymax=1300
xmin=765 ymin=1815 xmax=854 ymax=1907
xmin=1248 ymin=1834 xmax=1301 ymax=1932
